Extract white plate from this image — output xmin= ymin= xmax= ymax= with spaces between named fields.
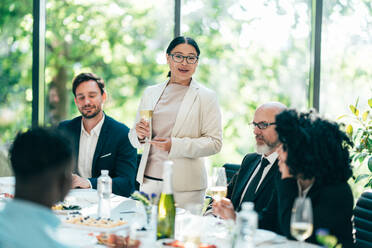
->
xmin=254 ymin=229 xmax=278 ymax=245
xmin=176 ymin=208 xmax=186 ymax=215
xmin=56 ymin=227 xmax=97 ymax=247
xmin=54 ymin=209 xmax=82 ymax=215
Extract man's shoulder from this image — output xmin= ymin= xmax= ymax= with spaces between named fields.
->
xmin=58 ymin=116 xmax=82 ymax=129
xmin=242 ymin=153 xmax=261 ymax=164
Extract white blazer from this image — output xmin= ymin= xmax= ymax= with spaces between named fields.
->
xmin=128 ymin=79 xmax=223 ymax=191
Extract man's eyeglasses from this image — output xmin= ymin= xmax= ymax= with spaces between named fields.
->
xmin=170 ymin=54 xmax=199 ymax=64
xmin=251 ymin=121 xmax=276 ymax=130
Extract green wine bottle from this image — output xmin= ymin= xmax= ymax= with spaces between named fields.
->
xmin=157 ymin=160 xmax=176 ymax=240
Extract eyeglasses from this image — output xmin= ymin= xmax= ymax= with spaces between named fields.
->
xmin=251 ymin=121 xmax=276 ymax=130
xmin=170 ymin=54 xmax=199 ymax=64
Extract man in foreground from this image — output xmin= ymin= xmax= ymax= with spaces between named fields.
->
xmin=0 ymin=128 xmax=74 ymax=247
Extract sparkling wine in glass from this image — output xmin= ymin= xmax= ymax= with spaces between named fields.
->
xmin=139 ymin=109 xmax=153 ymax=142
xmin=207 ymin=167 xmax=227 ymax=201
xmin=290 ymin=197 xmax=313 ymax=245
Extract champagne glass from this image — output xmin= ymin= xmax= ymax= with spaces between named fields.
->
xmin=207 ymin=167 xmax=227 ymax=201
xmin=139 ymin=109 xmax=153 ymax=142
xmin=290 ymin=197 xmax=313 ymax=246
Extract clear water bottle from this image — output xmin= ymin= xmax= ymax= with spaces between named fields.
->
xmin=234 ymin=202 xmax=257 ymax=248
xmin=97 ymin=170 xmax=112 ymax=218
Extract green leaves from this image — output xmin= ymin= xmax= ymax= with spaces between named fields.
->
xmin=349 ymin=104 xmax=359 ymax=117
xmin=368 ymin=98 xmax=372 ymax=108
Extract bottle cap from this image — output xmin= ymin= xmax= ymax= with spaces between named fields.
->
xmin=101 ymin=170 xmax=109 ymax=176
xmin=241 ymin=202 xmax=254 ymax=211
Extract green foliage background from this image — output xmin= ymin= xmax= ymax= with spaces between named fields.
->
xmin=0 ymin=0 xmax=371 ymax=171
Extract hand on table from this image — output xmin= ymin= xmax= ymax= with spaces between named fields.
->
xmin=71 ymin=174 xmax=91 ymax=189
xmin=212 ymin=197 xmax=236 ymax=221
xmin=149 ymin=137 xmax=171 ymax=152
xmin=135 ymin=119 xmax=150 ymax=140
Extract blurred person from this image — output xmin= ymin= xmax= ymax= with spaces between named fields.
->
xmin=211 ymin=102 xmax=285 ymax=216
xmin=214 ymin=109 xmax=354 ymax=247
xmin=0 ymin=128 xmax=74 ymax=248
xmin=59 ymin=73 xmax=137 ymax=197
xmin=129 ymin=36 xmax=222 ymax=208
xmin=47 ymin=82 xmax=62 ymax=126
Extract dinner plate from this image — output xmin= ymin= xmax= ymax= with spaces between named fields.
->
xmin=254 ymin=229 xmax=278 ymax=245
xmin=56 ymin=227 xmax=97 ymax=247
xmin=62 ymin=222 xmax=129 ymax=233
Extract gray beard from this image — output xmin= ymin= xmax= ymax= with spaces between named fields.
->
xmin=255 ymin=144 xmax=272 ymax=155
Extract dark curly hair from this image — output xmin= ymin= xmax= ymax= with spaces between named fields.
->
xmin=275 ymin=109 xmax=353 ymax=185
xmin=72 ymin=72 xmax=105 ymax=97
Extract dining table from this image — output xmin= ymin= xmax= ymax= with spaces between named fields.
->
xmin=0 ymin=176 xmax=320 ymax=248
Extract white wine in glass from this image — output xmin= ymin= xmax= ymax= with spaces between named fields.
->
xmin=139 ymin=109 xmax=153 ymax=142
xmin=290 ymin=197 xmax=313 ymax=244
xmin=207 ymin=167 xmax=227 ymax=201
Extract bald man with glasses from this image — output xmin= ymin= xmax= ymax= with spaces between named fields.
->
xmin=213 ymin=102 xmax=286 ymax=217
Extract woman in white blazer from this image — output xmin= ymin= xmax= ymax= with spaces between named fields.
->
xmin=129 ymin=36 xmax=222 ymax=208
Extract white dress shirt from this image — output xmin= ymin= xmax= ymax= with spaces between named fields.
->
xmin=239 ymin=152 xmax=278 ymax=204
xmin=78 ymin=115 xmax=105 ymax=178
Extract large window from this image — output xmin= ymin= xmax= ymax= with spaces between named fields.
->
xmin=182 ymin=0 xmax=311 ymax=164
xmin=45 ymin=0 xmax=174 ymax=127
xmin=0 ymin=1 xmax=33 ymax=144
xmin=320 ymin=0 xmax=372 ymax=118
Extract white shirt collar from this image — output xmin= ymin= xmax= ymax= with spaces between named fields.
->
xmin=81 ymin=114 xmax=105 ymax=136
xmin=263 ymin=151 xmax=278 ymax=165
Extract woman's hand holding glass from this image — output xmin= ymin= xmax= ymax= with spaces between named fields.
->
xmin=136 ymin=109 xmax=153 ymax=142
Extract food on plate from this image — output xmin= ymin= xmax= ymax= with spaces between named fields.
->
xmin=64 ymin=216 xmax=127 ymax=228
xmin=52 ymin=204 xmax=81 ymax=211
xmin=162 ymin=240 xmax=217 ymax=248
xmin=0 ymin=193 xmax=14 ymax=199
xmin=96 ymin=233 xmax=140 ymax=248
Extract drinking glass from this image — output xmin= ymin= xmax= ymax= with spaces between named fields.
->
xmin=207 ymin=167 xmax=227 ymax=201
xmin=290 ymin=197 xmax=313 ymax=246
xmin=139 ymin=109 xmax=153 ymax=142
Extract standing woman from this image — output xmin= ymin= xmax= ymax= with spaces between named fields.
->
xmin=129 ymin=36 xmax=222 ymax=208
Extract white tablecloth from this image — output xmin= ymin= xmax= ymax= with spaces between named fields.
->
xmin=0 ymin=177 xmax=319 ymax=248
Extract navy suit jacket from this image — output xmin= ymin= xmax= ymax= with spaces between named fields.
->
xmin=227 ymin=153 xmax=279 ymax=213
xmin=59 ymin=115 xmax=137 ymax=197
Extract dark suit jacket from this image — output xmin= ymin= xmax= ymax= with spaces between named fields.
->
xmin=260 ymin=178 xmax=354 ymax=247
xmin=227 ymin=153 xmax=280 ymax=213
xmin=59 ymin=115 xmax=137 ymax=197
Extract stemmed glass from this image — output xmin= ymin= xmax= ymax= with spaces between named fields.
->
xmin=139 ymin=109 xmax=153 ymax=142
xmin=207 ymin=167 xmax=227 ymax=202
xmin=290 ymin=197 xmax=313 ymax=246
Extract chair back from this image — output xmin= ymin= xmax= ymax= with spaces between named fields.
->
xmin=354 ymin=190 xmax=372 ymax=248
xmin=223 ymin=163 xmax=240 ymax=184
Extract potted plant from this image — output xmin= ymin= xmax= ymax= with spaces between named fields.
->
xmin=338 ymin=98 xmax=372 ymax=198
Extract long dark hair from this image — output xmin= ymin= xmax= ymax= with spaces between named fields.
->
xmin=166 ymin=36 xmax=200 ymax=77
xmin=275 ymin=109 xmax=353 ymax=185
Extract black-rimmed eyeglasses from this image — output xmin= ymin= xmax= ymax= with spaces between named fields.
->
xmin=170 ymin=54 xmax=199 ymax=64
xmin=251 ymin=121 xmax=276 ymax=130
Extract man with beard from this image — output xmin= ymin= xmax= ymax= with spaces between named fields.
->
xmin=213 ymin=102 xmax=286 ymax=216
xmin=58 ymin=73 xmax=137 ymax=197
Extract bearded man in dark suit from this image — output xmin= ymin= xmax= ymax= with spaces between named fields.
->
xmin=59 ymin=73 xmax=137 ymax=197
xmin=213 ymin=102 xmax=286 ymax=217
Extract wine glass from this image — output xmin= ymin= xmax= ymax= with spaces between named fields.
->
xmin=139 ymin=109 xmax=153 ymax=142
xmin=290 ymin=197 xmax=313 ymax=246
xmin=207 ymin=167 xmax=227 ymax=202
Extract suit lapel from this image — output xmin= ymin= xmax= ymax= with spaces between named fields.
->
xmin=92 ymin=116 xmax=109 ymax=176
xmin=72 ymin=117 xmax=82 ymax=174
xmin=171 ymin=79 xmax=199 ymax=136
xmin=232 ymin=156 xmax=261 ymax=206
xmin=252 ymin=159 xmax=279 ymax=200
